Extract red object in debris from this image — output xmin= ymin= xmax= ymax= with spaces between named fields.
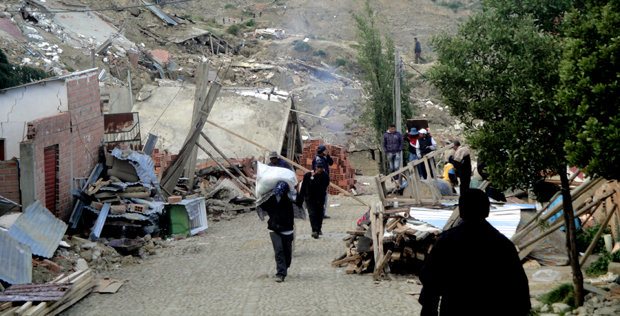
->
xmin=149 ymin=49 xmax=170 ymax=65
xmin=168 ymin=195 xmax=182 ymax=203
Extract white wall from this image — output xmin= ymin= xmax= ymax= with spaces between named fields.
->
xmin=0 ymin=80 xmax=68 ymax=159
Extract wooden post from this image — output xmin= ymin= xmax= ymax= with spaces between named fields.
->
xmin=186 ymin=62 xmax=209 ymax=188
xmin=580 ymin=204 xmax=617 ymax=265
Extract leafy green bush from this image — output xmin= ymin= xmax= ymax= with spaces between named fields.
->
xmin=540 ymin=283 xmax=575 ymax=307
xmin=586 ymin=251 xmax=620 ymax=276
xmin=313 ymin=50 xmax=326 ymax=57
xmin=0 ymin=49 xmax=48 ymax=89
xmin=224 ymin=4 xmax=235 ymax=9
xmin=335 ymin=58 xmax=348 ymax=67
xmin=294 ymin=42 xmax=311 ymax=52
xmin=245 ymin=19 xmax=255 ymax=27
xmin=437 ymin=1 xmax=463 ymax=12
xmin=227 ymin=24 xmax=241 ymax=35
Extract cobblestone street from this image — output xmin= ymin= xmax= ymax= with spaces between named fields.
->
xmin=64 ymin=195 xmax=423 ymax=315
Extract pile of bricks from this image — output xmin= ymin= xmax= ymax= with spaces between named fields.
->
xmin=151 ymin=148 xmax=177 ymax=175
xmin=298 ymin=140 xmax=356 ymax=195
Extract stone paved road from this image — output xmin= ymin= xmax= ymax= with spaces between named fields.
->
xmin=63 ymin=195 xmax=423 ymax=315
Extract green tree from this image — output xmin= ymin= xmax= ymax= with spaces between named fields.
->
xmin=352 ymin=0 xmax=413 ymax=146
xmin=0 ymin=49 xmax=48 ymax=89
xmin=482 ymin=0 xmax=573 ymax=32
xmin=429 ymin=5 xmax=586 ymax=305
xmin=558 ymin=0 xmax=620 ymax=180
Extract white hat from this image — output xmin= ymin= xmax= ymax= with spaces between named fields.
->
xmin=419 ymin=129 xmax=428 ymax=134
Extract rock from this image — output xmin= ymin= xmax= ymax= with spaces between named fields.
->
xmin=530 ymin=298 xmax=543 ymax=310
xmin=143 ymin=234 xmax=152 ymax=242
xmin=608 ymin=262 xmax=620 ymax=275
xmin=81 ymin=242 xmax=97 ymax=250
xmin=81 ymin=249 xmax=93 ymax=261
xmin=552 ymin=302 xmax=571 ymax=313
xmin=92 ymin=249 xmax=102 ymax=261
xmin=594 ymin=306 xmax=620 ymax=315
xmin=75 ymin=258 xmax=89 ymax=271
xmin=573 ymin=306 xmax=588 ymax=316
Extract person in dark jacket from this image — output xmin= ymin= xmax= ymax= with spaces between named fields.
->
xmin=268 ymin=151 xmax=292 ymax=170
xmin=297 ymin=160 xmax=330 ymax=239
xmin=417 ymin=129 xmax=436 ymax=179
xmin=382 ymin=124 xmax=403 ymax=175
xmin=259 ymin=181 xmax=295 ymax=283
xmin=419 ymin=189 xmax=531 ymax=316
xmin=404 ymin=127 xmax=420 ymax=163
xmin=311 ymin=145 xmax=334 ymax=219
xmin=448 ymin=140 xmax=471 ymax=193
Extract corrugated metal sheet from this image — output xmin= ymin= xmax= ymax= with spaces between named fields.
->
xmin=0 ymin=229 xmax=32 ymax=284
xmin=141 ymin=0 xmax=178 ymax=26
xmin=8 ymin=201 xmax=67 ymax=258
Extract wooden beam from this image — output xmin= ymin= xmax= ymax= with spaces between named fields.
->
xmin=373 ymin=250 xmax=393 ymax=280
xmin=195 ymin=142 xmax=256 ymax=198
xmin=186 ymin=62 xmax=210 ymax=188
xmin=200 ymin=131 xmax=252 ymax=185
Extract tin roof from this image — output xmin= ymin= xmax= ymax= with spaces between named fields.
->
xmin=0 ymin=229 xmax=32 ymax=284
xmin=8 ymin=201 xmax=67 ymax=258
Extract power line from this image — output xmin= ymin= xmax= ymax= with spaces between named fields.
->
xmin=10 ymin=0 xmax=194 ymax=14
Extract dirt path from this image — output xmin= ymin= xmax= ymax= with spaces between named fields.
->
xmin=63 ymin=194 xmax=423 ymax=315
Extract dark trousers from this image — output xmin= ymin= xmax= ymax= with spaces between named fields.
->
xmin=308 ymin=204 xmax=324 ymax=233
xmin=269 ymin=231 xmax=293 ymax=277
xmin=459 ymin=175 xmax=471 ymax=193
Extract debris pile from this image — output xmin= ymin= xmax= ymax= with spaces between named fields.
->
xmin=332 ymin=207 xmax=441 ymax=279
xmin=299 ymin=140 xmax=357 ymax=195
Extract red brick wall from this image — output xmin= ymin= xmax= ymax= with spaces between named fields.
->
xmin=30 ymin=112 xmax=72 ymax=218
xmin=0 ymin=159 xmax=20 ymax=203
xmin=25 ymin=71 xmax=104 ymax=221
xmin=65 ymin=71 xmax=104 ymax=182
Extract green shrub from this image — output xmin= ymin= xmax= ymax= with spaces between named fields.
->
xmin=586 ymin=251 xmax=620 ymax=276
xmin=227 ymin=24 xmax=241 ymax=35
xmin=224 ymin=4 xmax=235 ymax=9
xmin=437 ymin=1 xmax=463 ymax=12
xmin=245 ymin=19 xmax=255 ymax=27
xmin=313 ymin=50 xmax=327 ymax=57
xmin=540 ymin=283 xmax=575 ymax=308
xmin=294 ymin=42 xmax=311 ymax=52
xmin=335 ymin=58 xmax=348 ymax=67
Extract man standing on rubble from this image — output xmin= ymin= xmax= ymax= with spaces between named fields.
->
xmin=382 ymin=124 xmax=403 ymax=175
xmin=268 ymin=151 xmax=293 ymax=170
xmin=449 ymin=140 xmax=472 ymax=193
xmin=297 ymin=160 xmax=330 ymax=239
xmin=419 ymin=189 xmax=530 ymax=316
xmin=258 ymin=181 xmax=295 ymax=283
xmin=312 ymin=145 xmax=333 ymax=219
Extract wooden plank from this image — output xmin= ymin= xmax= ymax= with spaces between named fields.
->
xmin=0 ymin=303 xmax=11 ymax=312
xmin=331 ymin=254 xmax=361 ymax=267
xmin=23 ymin=303 xmax=46 ymax=316
xmin=195 ymin=142 xmax=256 ymax=197
xmin=370 ymin=204 xmax=379 ymax=266
xmin=13 ymin=302 xmax=32 ymax=315
xmin=200 ymin=132 xmax=252 ymax=185
xmin=186 ymin=62 xmax=209 ymax=187
xmin=373 ymin=250 xmax=393 ymax=280
xmin=375 ymin=176 xmax=387 ymax=207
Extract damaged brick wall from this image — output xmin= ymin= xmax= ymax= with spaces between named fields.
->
xmin=24 ymin=71 xmax=104 ymax=221
xmin=65 ymin=71 xmax=104 ymax=182
xmin=0 ymin=159 xmax=20 ymax=203
xmin=30 ymin=112 xmax=72 ymax=218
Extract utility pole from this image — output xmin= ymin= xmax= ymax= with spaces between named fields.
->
xmin=394 ymin=51 xmax=402 ymax=169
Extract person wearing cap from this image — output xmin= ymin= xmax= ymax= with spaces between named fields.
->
xmin=404 ymin=127 xmax=420 ymax=163
xmin=419 ymin=189 xmax=530 ymax=316
xmin=297 ymin=159 xmax=330 ymax=239
xmin=382 ymin=124 xmax=403 ymax=174
xmin=268 ymin=151 xmax=293 ymax=170
xmin=258 ymin=181 xmax=295 ymax=283
xmin=417 ymin=128 xmax=437 ymax=178
xmin=312 ymin=145 xmax=334 ymax=219
xmin=448 ymin=140 xmax=472 ymax=193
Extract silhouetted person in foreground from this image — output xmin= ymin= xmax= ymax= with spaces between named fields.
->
xmin=419 ymin=189 xmax=531 ymax=316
